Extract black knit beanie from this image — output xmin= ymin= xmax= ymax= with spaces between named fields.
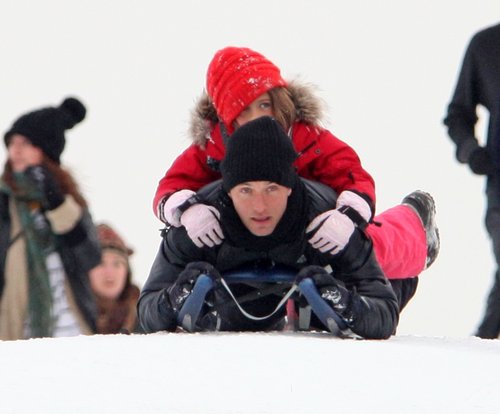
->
xmin=220 ymin=116 xmax=298 ymax=191
xmin=3 ymin=97 xmax=86 ymax=163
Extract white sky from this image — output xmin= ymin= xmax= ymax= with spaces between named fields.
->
xmin=0 ymin=333 xmax=499 ymax=413
xmin=1 ymin=0 xmax=499 ymax=337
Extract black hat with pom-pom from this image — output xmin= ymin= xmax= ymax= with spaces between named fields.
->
xmin=3 ymin=96 xmax=86 ymax=163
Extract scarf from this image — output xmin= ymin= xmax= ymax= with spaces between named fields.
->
xmin=218 ymin=178 xmax=309 ymax=252
xmin=1 ymin=174 xmax=56 ymax=337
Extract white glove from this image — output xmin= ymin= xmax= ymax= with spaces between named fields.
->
xmin=336 ymin=191 xmax=372 ymax=224
xmin=160 ymin=190 xmax=196 ymax=225
xmin=181 ymin=204 xmax=224 ymax=248
xmin=306 ymin=209 xmax=355 ymax=255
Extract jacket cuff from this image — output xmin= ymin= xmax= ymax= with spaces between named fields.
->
xmin=334 ymin=230 xmax=371 ymax=271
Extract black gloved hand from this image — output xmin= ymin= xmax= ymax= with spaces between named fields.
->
xmin=167 ymin=261 xmax=221 ymax=313
xmin=24 ymin=165 xmax=65 ymax=210
xmin=468 ymin=147 xmax=495 ymax=176
xmin=295 ymin=265 xmax=337 ymax=286
xmin=296 ymin=265 xmax=353 ymax=323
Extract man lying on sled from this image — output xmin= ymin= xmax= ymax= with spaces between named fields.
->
xmin=138 ymin=117 xmax=438 ymax=339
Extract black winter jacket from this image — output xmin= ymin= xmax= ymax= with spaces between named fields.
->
xmin=138 ymin=179 xmax=399 ymax=339
xmin=444 ymin=23 xmax=500 ymax=166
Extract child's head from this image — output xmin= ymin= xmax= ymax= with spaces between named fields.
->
xmin=90 ymin=223 xmax=134 ymax=301
xmin=206 ymin=47 xmax=295 ymax=132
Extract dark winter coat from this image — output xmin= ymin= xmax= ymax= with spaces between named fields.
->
xmin=0 ymin=193 xmax=101 ymax=339
xmin=153 ymin=81 xmax=375 ymax=215
xmin=444 ymin=23 xmax=500 ymax=167
xmin=139 ymin=179 xmax=398 ymax=339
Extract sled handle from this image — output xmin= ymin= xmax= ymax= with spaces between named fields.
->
xmin=223 ymin=266 xmax=296 ymax=284
xmin=298 ymin=278 xmax=348 ymax=335
xmin=177 ymin=274 xmax=215 ymax=332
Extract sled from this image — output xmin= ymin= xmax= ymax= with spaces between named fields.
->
xmin=177 ymin=266 xmax=348 ymax=336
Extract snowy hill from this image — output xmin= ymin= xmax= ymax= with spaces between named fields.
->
xmin=1 ymin=333 xmax=499 ymax=413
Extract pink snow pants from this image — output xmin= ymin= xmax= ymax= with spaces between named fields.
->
xmin=368 ymin=204 xmax=427 ymax=279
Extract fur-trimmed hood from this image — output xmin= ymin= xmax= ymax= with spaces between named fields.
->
xmin=189 ymin=80 xmax=327 ymax=147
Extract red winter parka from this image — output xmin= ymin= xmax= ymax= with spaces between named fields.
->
xmin=153 ymin=82 xmax=376 ymax=217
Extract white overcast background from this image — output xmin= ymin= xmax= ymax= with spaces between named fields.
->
xmin=1 ymin=0 xmax=499 ymax=338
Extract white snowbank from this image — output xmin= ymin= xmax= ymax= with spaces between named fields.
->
xmin=1 ymin=333 xmax=499 ymax=413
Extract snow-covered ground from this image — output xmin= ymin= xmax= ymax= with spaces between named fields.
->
xmin=1 ymin=332 xmax=499 ymax=414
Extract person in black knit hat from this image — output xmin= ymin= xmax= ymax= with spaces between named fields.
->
xmin=138 ymin=116 xmax=438 ymax=339
xmin=0 ymin=96 xmax=101 ymax=340
xmin=220 ymin=115 xmax=297 ymax=192
xmin=4 ymin=97 xmax=86 ymax=163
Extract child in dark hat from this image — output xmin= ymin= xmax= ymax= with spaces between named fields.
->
xmin=0 ymin=96 xmax=101 ymax=340
xmin=89 ymin=223 xmax=142 ymax=334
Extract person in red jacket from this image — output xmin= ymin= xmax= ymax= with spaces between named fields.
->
xmin=153 ymin=46 xmax=438 ymax=281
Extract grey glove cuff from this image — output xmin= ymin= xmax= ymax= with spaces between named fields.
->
xmin=456 ymin=138 xmax=479 ymax=164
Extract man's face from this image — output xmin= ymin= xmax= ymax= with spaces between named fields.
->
xmin=229 ymin=181 xmax=291 ymax=236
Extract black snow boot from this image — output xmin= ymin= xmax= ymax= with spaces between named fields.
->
xmin=402 ymin=190 xmax=440 ymax=268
